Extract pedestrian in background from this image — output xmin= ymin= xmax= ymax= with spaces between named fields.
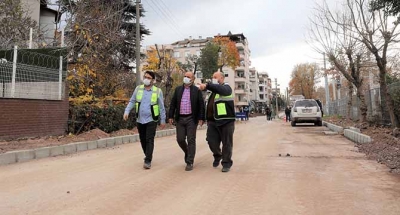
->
xmin=123 ymin=71 xmax=166 ymax=170
xmin=243 ymin=106 xmax=249 ymax=121
xmin=266 ymin=106 xmax=272 ymax=121
xmin=168 ymin=72 xmax=205 ymax=171
xmin=285 ymin=106 xmax=291 ymax=122
xmin=316 ymin=99 xmax=324 ymax=117
xmin=198 ymin=71 xmax=235 ymax=173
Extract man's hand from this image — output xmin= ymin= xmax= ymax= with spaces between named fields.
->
xmin=160 ymin=123 xmax=166 ymax=130
xmin=123 ymin=113 xmax=129 ymax=121
xmin=198 ymin=120 xmax=204 ymax=127
xmin=198 ymin=83 xmax=207 ymax=91
xmin=168 ymin=118 xmax=174 ymax=125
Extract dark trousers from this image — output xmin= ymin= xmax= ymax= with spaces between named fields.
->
xmin=137 ymin=121 xmax=157 ymax=163
xmin=206 ymin=121 xmax=235 ymax=168
xmin=285 ymin=113 xmax=291 ymax=122
xmin=176 ymin=116 xmax=198 ymax=164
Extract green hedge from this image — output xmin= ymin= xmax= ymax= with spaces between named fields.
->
xmin=68 ymin=104 xmax=136 ymax=134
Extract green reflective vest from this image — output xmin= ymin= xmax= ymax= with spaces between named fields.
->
xmin=209 ymin=93 xmax=236 ymax=120
xmin=136 ymin=85 xmax=160 ymax=121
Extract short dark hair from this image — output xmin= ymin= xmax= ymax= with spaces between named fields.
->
xmin=144 ymin=71 xmax=155 ymax=79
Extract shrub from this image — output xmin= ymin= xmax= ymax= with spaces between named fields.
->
xmin=68 ymin=103 xmax=136 ymax=134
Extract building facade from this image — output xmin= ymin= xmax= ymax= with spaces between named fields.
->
xmin=146 ymin=32 xmax=270 ymax=112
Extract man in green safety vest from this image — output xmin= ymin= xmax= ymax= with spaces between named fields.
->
xmin=198 ymin=71 xmax=235 ymax=172
xmin=123 ymin=71 xmax=166 ymax=169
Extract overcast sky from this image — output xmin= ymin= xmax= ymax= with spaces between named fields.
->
xmin=140 ymin=0 xmax=332 ymax=92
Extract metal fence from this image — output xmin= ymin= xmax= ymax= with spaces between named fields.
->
xmin=0 ymin=47 xmax=66 ymax=100
xmin=327 ymin=82 xmax=400 ymax=125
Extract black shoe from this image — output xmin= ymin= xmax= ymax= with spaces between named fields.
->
xmin=222 ymin=167 xmax=230 ymax=172
xmin=213 ymin=159 xmax=221 ymax=167
xmin=143 ymin=162 xmax=151 ymax=169
xmin=185 ymin=164 xmax=193 ymax=171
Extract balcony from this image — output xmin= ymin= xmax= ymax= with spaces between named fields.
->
xmin=236 ymin=66 xmax=245 ymax=71
xmin=235 ymin=77 xmax=246 ymax=82
xmin=235 ymin=101 xmax=248 ymax=106
xmin=234 ymin=88 xmax=246 ymax=94
xmin=239 ymin=54 xmax=245 ymax=60
xmin=236 ymin=42 xmax=245 ymax=50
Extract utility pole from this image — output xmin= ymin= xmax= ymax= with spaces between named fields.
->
xmin=323 ymin=53 xmax=330 ymax=115
xmin=135 ymin=0 xmax=141 ymax=86
xmin=275 ymin=78 xmax=279 ymax=116
xmin=286 ymin=87 xmax=289 ymax=106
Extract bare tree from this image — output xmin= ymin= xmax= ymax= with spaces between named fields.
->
xmin=308 ymin=1 xmax=369 ymax=122
xmin=0 ymin=0 xmax=44 ymax=49
xmin=345 ymin=0 xmax=400 ymax=127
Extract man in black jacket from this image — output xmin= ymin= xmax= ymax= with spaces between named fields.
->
xmin=169 ymin=72 xmax=205 ymax=171
xmin=198 ymin=71 xmax=235 ymax=173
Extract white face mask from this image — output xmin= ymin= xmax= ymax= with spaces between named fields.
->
xmin=212 ymin=78 xmax=219 ymax=85
xmin=183 ymin=77 xmax=191 ymax=85
xmin=143 ymin=78 xmax=151 ymax=86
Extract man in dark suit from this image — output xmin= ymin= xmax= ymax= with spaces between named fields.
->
xmin=168 ymin=72 xmax=205 ymax=171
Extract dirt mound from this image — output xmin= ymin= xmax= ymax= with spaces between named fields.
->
xmin=75 ymin=128 xmax=110 ymax=140
xmin=324 ymin=116 xmax=400 ymax=174
xmin=110 ymin=129 xmax=137 ymax=137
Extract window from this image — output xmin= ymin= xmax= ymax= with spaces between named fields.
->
xmin=294 ymin=100 xmax=318 ymax=107
xmin=196 ymin=50 xmax=201 ymax=56
xmin=185 ymin=51 xmax=190 ymax=57
xmin=174 ymin=51 xmax=180 ymax=58
xmin=225 ymin=73 xmax=229 ymax=77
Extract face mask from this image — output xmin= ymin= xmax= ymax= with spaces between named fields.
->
xmin=143 ymin=79 xmax=151 ymax=86
xmin=183 ymin=77 xmax=191 ymax=85
xmin=212 ymin=78 xmax=219 ymax=85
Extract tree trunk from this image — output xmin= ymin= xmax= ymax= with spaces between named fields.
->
xmin=376 ymin=57 xmax=400 ymax=128
xmin=347 ymin=84 xmax=353 ymax=120
xmin=356 ymin=85 xmax=368 ymax=123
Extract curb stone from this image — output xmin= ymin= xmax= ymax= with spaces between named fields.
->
xmin=344 ymin=129 xmax=372 ymax=144
xmin=74 ymin=142 xmax=88 ymax=152
xmin=0 ymin=152 xmax=16 ymax=165
xmin=323 ymin=121 xmax=344 ymax=133
xmin=87 ymin=141 xmax=98 ymax=150
xmin=16 ymin=150 xmax=35 ymax=162
xmin=97 ymin=139 xmax=107 ymax=148
xmin=35 ymin=147 xmax=51 ymax=159
xmin=106 ymin=138 xmax=115 ymax=147
xmin=0 ymin=127 xmax=206 ymax=166
xmin=322 ymin=121 xmax=372 ymax=144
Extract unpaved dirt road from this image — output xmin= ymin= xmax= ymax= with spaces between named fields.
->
xmin=1 ymin=117 xmax=400 ymax=215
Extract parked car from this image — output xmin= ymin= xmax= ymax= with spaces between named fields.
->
xmin=291 ymin=99 xmax=322 ymax=126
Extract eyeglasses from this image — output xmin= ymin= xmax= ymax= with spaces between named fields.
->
xmin=184 ymin=76 xmax=191 ymax=78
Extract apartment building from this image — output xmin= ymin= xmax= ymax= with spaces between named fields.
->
xmin=21 ymin=0 xmax=61 ymax=46
xmin=147 ymin=32 xmax=266 ymax=111
xmin=258 ymin=72 xmax=272 ymax=106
